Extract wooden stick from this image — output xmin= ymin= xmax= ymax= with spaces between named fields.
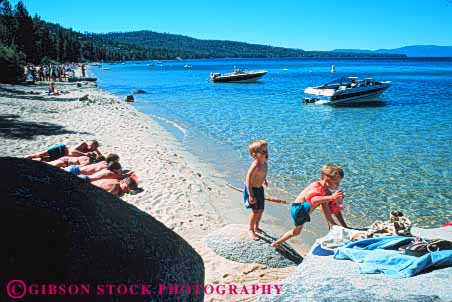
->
xmin=226 ymin=183 xmax=288 ymax=204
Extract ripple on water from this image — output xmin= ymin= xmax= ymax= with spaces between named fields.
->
xmin=94 ymin=58 xmax=452 ymax=228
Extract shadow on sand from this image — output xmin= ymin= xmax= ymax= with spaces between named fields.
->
xmin=0 ymin=114 xmax=89 ymax=140
xmin=257 ymin=230 xmax=304 ymax=265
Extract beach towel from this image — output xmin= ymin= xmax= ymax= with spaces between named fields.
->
xmin=334 ymin=236 xmax=452 ymax=278
xmin=315 ymin=225 xmax=368 ymax=249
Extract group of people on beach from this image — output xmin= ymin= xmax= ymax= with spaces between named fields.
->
xmin=25 ymin=140 xmax=138 ymax=196
xmin=25 ymin=63 xmax=80 ymax=83
xmin=244 ymin=139 xmax=348 ymax=248
xmin=25 ymin=63 xmax=88 ymax=96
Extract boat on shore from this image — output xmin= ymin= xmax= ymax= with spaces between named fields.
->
xmin=304 ymin=77 xmax=391 ymax=105
xmin=210 ymin=69 xmax=267 ymax=83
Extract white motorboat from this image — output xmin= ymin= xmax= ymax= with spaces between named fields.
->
xmin=210 ymin=69 xmax=267 ymax=83
xmin=304 ymin=77 xmax=391 ymax=105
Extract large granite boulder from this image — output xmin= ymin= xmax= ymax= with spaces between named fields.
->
xmin=205 ymin=224 xmax=303 ymax=268
xmin=256 ymin=227 xmax=452 ymax=302
xmin=0 ymin=157 xmax=204 ymax=302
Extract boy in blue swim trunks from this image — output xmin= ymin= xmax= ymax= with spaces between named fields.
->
xmin=271 ymin=164 xmax=345 ymax=248
xmin=244 ymin=140 xmax=269 ymax=240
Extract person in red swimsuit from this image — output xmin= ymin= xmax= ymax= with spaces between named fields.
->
xmin=272 ymin=164 xmax=347 ymax=248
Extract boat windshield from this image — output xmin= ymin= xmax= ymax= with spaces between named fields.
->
xmin=321 ymin=77 xmax=357 ymax=88
xmin=233 ymin=69 xmax=248 ymax=74
xmin=363 ymin=78 xmax=380 ymax=85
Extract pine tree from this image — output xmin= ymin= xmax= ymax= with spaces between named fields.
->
xmin=57 ymin=29 xmax=65 ymax=62
xmin=0 ymin=0 xmax=16 ymax=45
xmin=14 ymin=0 xmax=34 ymax=62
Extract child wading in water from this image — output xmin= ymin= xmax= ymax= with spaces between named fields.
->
xmin=271 ymin=164 xmax=346 ymax=248
xmin=244 ymin=140 xmax=269 ymax=240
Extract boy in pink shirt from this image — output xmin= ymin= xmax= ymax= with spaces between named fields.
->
xmin=271 ymin=164 xmax=347 ymax=248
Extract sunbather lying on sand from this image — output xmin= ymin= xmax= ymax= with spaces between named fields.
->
xmin=91 ymin=177 xmax=138 ymax=196
xmin=64 ymin=153 xmax=119 ymax=175
xmin=74 ymin=162 xmax=124 ymax=181
xmin=26 ymin=140 xmax=102 ymax=161
xmin=48 ymin=155 xmax=92 ymax=168
xmin=65 ymin=157 xmax=135 ymax=182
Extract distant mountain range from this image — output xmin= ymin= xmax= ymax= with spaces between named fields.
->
xmin=333 ymin=45 xmax=452 ymax=57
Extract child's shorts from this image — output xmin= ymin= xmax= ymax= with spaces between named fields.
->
xmin=290 ymin=201 xmax=312 ymax=226
xmin=243 ymin=186 xmax=265 ymax=210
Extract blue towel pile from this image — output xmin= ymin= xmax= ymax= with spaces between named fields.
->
xmin=334 ymin=236 xmax=452 ymax=278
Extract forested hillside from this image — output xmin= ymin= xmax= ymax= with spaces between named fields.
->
xmin=98 ymin=31 xmax=406 ymax=59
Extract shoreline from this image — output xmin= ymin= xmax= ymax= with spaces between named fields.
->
xmin=0 ymin=80 xmax=302 ymax=301
xmin=89 ymin=66 xmax=332 ymax=252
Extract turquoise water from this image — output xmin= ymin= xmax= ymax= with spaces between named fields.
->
xmin=92 ymin=58 xmax=452 ymax=228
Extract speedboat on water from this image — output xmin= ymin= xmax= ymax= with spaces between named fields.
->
xmin=210 ymin=69 xmax=267 ymax=83
xmin=304 ymin=77 xmax=391 ymax=105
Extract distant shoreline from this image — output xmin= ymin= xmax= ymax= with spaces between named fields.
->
xmin=88 ymin=56 xmax=452 ymax=64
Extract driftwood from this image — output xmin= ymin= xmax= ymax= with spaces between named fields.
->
xmin=226 ymin=183 xmax=287 ymax=204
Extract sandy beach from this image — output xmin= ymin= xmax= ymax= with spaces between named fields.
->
xmin=0 ymin=79 xmax=300 ymax=301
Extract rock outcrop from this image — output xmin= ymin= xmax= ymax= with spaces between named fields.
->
xmin=205 ymin=224 xmax=303 ymax=268
xmin=0 ymin=157 xmax=204 ymax=302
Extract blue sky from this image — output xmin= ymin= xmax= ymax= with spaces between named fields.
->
xmin=12 ymin=0 xmax=452 ymax=51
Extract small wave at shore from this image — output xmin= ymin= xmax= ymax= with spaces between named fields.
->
xmin=148 ymin=113 xmax=188 ymax=138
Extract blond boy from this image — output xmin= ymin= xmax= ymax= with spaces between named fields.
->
xmin=271 ymin=164 xmax=346 ymax=248
xmin=244 ymin=140 xmax=269 ymax=240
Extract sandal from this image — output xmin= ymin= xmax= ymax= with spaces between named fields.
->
xmin=399 ymin=238 xmax=452 ymax=257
